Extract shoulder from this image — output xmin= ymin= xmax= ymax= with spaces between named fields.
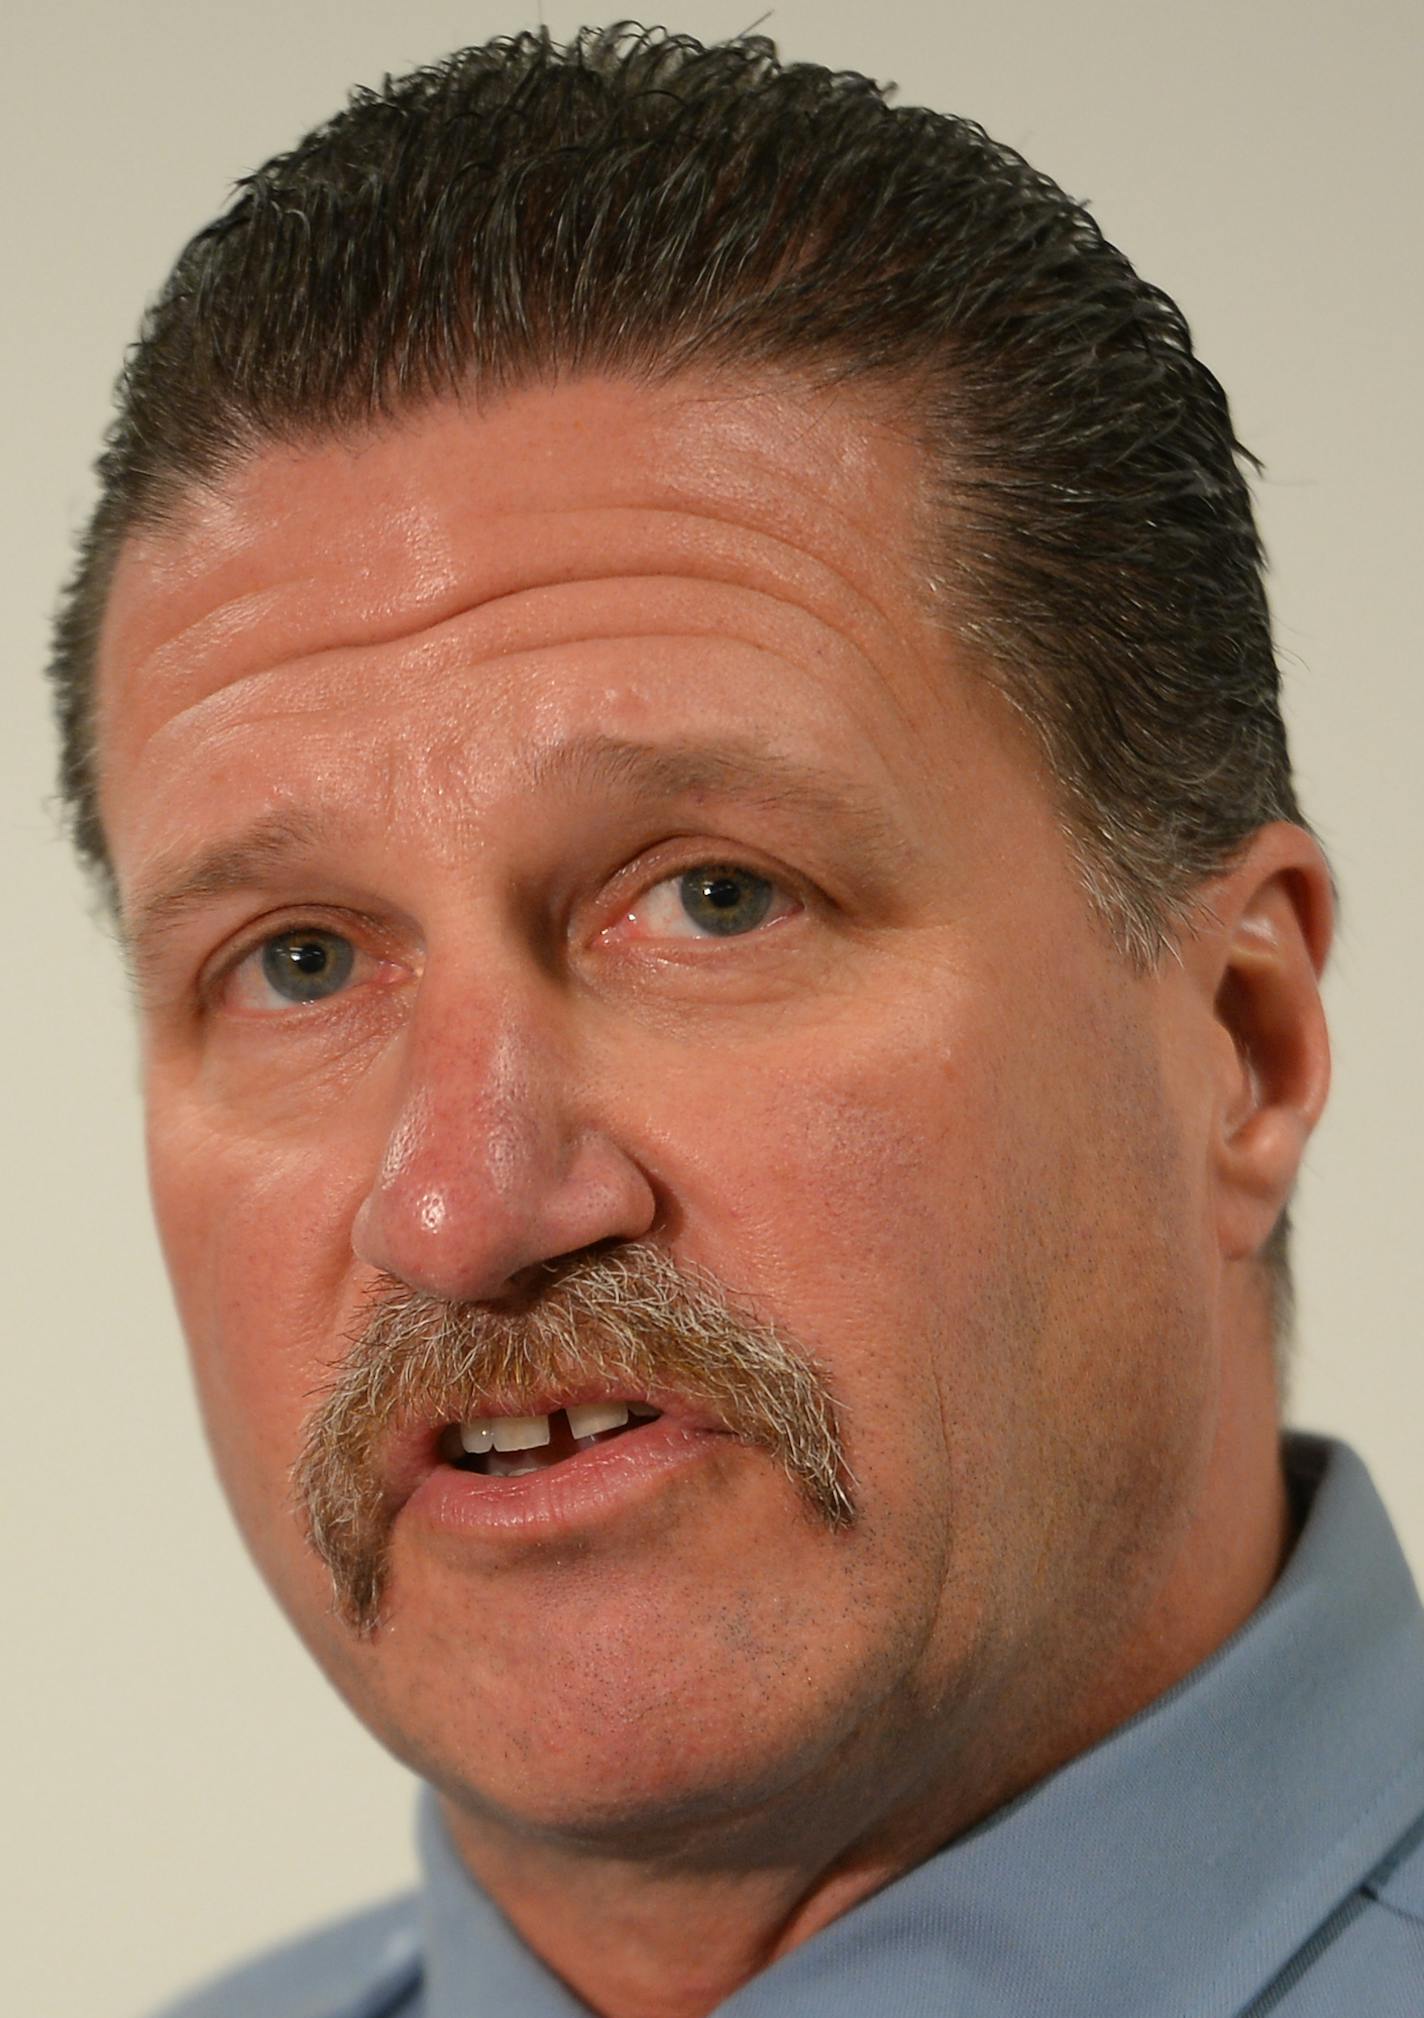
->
xmin=1264 ymin=1819 xmax=1424 ymax=2015
xmin=148 ymin=1891 xmax=422 ymax=2018
xmin=1367 ymin=1815 xmax=1424 ymax=1929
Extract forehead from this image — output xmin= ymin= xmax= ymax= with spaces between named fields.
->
xmin=95 ymin=371 xmax=1028 ymax=915
xmin=101 ymin=374 xmax=924 ymax=712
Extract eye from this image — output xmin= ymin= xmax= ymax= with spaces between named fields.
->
xmin=222 ymin=928 xmax=360 ymax=1013
xmin=615 ymin=864 xmax=797 ymax=942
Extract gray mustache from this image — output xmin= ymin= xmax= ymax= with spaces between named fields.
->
xmin=293 ymin=1243 xmax=855 ymax=1635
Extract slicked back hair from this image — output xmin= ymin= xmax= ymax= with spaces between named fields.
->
xmin=48 ymin=22 xmax=1309 ymax=1335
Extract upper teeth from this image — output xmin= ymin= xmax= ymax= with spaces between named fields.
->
xmin=493 ymin=1416 xmax=549 ymax=1453
xmin=458 ymin=1402 xmax=635 ymax=1454
xmin=566 ymin=1401 xmax=632 ymax=1438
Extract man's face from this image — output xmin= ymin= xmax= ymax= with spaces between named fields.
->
xmin=97 ymin=375 xmax=1223 ymax=1854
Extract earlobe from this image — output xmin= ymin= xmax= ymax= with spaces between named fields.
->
xmin=1197 ymin=825 xmax=1334 ymax=1263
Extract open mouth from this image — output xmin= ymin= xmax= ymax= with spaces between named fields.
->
xmin=437 ymin=1402 xmax=664 ymax=1479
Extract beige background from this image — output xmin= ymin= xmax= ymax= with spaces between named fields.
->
xmin=4 ymin=2 xmax=1420 ymax=2013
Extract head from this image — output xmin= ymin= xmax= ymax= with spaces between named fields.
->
xmin=57 ymin=28 xmax=1331 ymax=1857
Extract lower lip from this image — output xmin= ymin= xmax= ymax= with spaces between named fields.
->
xmin=401 ymin=1417 xmax=731 ymax=1541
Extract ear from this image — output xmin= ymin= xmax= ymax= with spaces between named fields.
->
xmin=1182 ymin=823 xmax=1334 ymax=1265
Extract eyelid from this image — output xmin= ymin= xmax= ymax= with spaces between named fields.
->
xmin=201 ymin=908 xmax=394 ymax=1010
xmin=599 ymin=850 xmax=807 ymax=944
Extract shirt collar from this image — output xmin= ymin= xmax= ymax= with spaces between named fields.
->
xmin=417 ymin=1435 xmax=1424 ymax=2018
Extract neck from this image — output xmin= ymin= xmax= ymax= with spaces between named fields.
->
xmin=437 ymin=1750 xmax=1001 ymax=2018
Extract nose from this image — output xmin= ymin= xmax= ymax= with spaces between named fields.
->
xmin=351 ymin=992 xmax=659 ymax=1304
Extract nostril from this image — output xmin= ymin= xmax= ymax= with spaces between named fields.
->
xmin=503 ymin=1240 xmax=626 ymax=1308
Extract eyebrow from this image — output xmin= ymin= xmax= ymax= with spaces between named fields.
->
xmin=532 ymin=734 xmax=912 ymax=870
xmin=122 ymin=734 xmax=913 ymax=973
xmin=122 ymin=807 xmax=343 ymax=980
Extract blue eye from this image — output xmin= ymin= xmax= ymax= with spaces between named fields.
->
xmin=677 ymin=868 xmax=776 ymax=937
xmin=612 ymin=861 xmax=797 ymax=946
xmin=259 ymin=930 xmax=355 ymax=1003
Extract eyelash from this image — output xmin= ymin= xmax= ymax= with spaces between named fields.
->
xmin=207 ymin=852 xmax=806 ymax=1013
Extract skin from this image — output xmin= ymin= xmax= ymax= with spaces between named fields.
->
xmin=97 ymin=372 xmax=1333 ymax=2018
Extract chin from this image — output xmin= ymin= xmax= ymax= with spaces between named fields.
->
xmin=417 ymin=1688 xmax=891 ymax=1862
xmin=291 ymin=1544 xmax=939 ymax=1861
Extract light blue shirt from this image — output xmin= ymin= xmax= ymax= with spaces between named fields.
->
xmin=155 ymin=1435 xmax=1424 ymax=2016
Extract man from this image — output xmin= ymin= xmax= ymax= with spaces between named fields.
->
xmin=50 ymin=23 xmax=1423 ymax=2017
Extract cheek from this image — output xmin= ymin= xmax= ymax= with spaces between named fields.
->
xmin=685 ymin=987 xmax=1048 ymax=1539
xmin=144 ymin=1086 xmax=367 ymax=1543
xmin=707 ymin=973 xmax=1040 ymax=1354
xmin=701 ymin=954 xmax=1206 ymax=1519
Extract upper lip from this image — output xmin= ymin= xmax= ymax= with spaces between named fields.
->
xmin=375 ymin=1384 xmax=729 ymax=1508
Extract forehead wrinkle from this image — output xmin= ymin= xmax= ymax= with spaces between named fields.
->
xmin=108 ymin=574 xmax=925 ymax=862
xmin=108 ymin=494 xmax=921 ymax=720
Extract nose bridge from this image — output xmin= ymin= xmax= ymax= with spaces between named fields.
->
xmin=387 ymin=1007 xmax=545 ymax=1215
xmin=353 ymin=969 xmax=655 ymax=1301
